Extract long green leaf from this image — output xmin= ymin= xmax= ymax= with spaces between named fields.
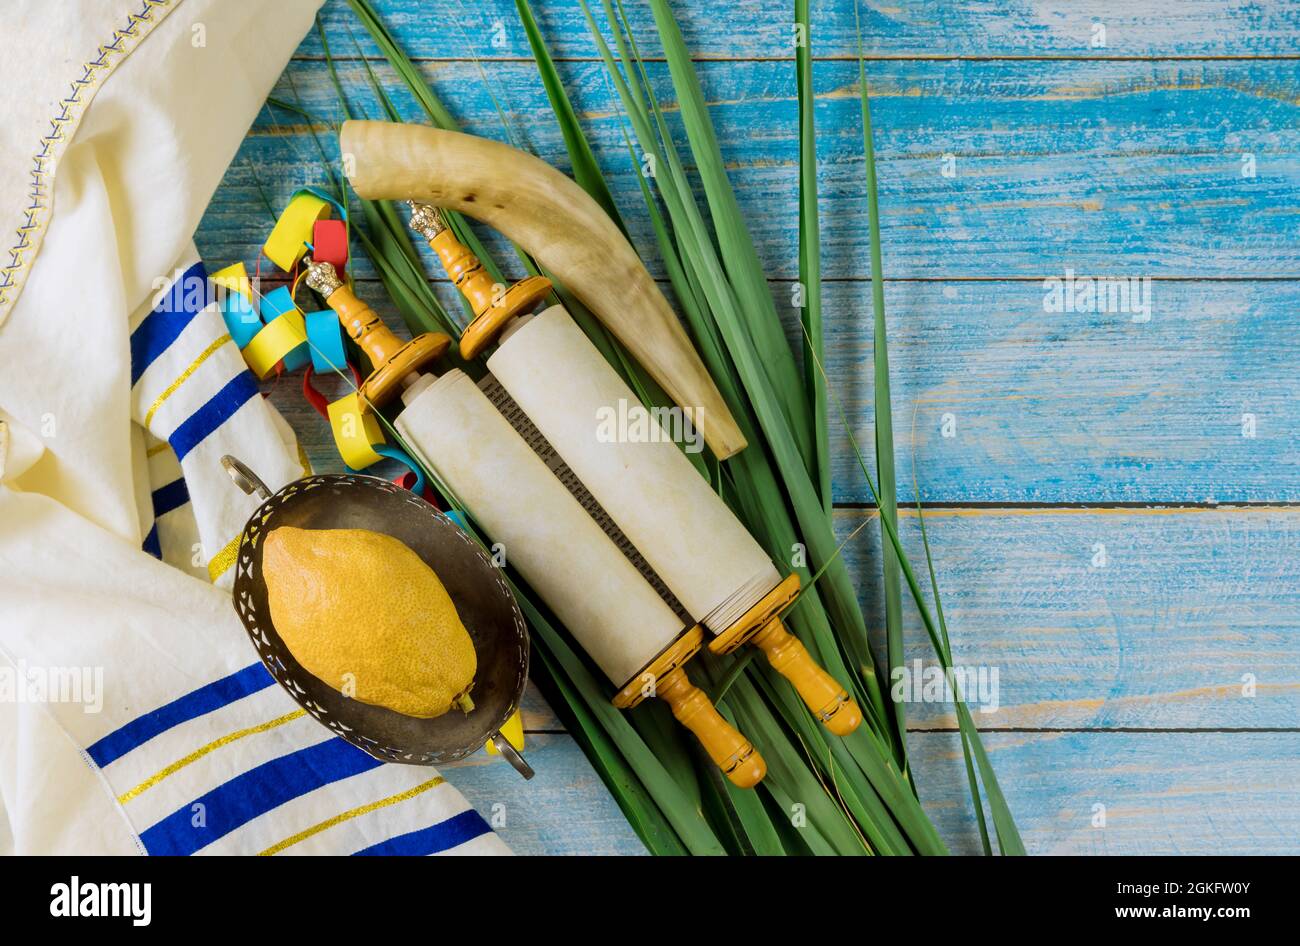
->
xmin=854 ymin=3 xmax=909 ymax=770
xmin=795 ymin=0 xmax=831 ymax=517
xmin=516 ymin=0 xmax=625 ymax=232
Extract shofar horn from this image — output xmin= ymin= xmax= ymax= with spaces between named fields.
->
xmin=340 ymin=120 xmax=747 ymax=460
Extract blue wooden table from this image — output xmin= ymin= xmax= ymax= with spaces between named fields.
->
xmin=195 ymin=0 xmax=1300 ymax=855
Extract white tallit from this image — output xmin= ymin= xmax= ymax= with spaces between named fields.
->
xmin=0 ymin=0 xmax=510 ymax=855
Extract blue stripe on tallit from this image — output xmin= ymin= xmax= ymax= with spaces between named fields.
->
xmin=129 ymin=262 xmax=211 ymax=386
xmin=142 ymin=524 xmax=162 ymax=559
xmin=140 ymin=738 xmax=384 ymax=856
xmin=352 ymin=809 xmax=492 ymax=856
xmin=86 ymin=662 xmax=274 ymax=768
xmin=150 ymin=477 xmax=190 ymax=518
xmin=167 ymin=372 xmax=258 ymax=461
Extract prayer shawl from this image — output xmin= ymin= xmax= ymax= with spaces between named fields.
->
xmin=0 ymin=0 xmax=510 ymax=856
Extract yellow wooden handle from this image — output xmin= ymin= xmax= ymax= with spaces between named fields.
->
xmin=305 ymin=259 xmax=449 ymax=408
xmin=656 ymin=665 xmax=765 ymax=788
xmin=328 ymin=284 xmax=408 ymax=370
xmin=430 ymin=228 xmax=500 ymax=318
xmin=750 ymin=619 xmax=862 ymax=736
xmin=409 ymin=204 xmax=552 ymax=359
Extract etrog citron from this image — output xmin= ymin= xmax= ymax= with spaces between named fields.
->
xmin=262 ymin=526 xmax=477 ymax=718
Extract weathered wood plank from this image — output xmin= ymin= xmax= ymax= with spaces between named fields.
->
xmin=519 ymin=680 xmax=562 ymax=731
xmin=908 ymin=730 xmax=1300 ymax=855
xmin=820 ymin=278 xmax=1300 ymax=504
xmin=259 ymin=278 xmax=1300 ymax=504
xmin=303 ymin=0 xmax=1300 ymax=61
xmin=835 ymin=506 xmax=1300 ymax=728
xmin=199 ymin=57 xmax=1300 ymax=280
xmin=443 ymin=733 xmax=648 ymax=855
xmin=445 ymin=729 xmax=1300 ymax=855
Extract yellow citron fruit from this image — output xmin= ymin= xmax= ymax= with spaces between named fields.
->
xmin=262 ymin=526 xmax=477 ymax=718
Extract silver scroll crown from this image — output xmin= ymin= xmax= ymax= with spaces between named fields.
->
xmin=407 ymin=201 xmax=447 ymax=241
xmin=303 ymin=258 xmax=344 ymax=297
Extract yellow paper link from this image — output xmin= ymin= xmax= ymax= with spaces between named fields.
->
xmin=327 ymin=392 xmax=385 ymax=469
xmin=117 ymin=709 xmax=306 ymax=804
xmin=143 ymin=333 xmax=232 ymax=427
xmin=484 ymin=709 xmax=525 ymax=755
xmin=207 ymin=531 xmax=242 ymax=582
xmin=258 ymin=776 xmax=447 ymax=856
xmin=146 ymin=441 xmax=171 ymax=459
xmin=243 ymin=309 xmax=307 ymax=379
xmin=263 ymin=192 xmax=331 ymax=271
xmin=209 ymin=262 xmax=252 ymax=301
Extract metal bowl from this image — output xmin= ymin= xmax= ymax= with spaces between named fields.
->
xmin=222 ymin=455 xmax=532 ymax=778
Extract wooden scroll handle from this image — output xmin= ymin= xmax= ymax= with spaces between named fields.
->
xmin=710 ymin=574 xmax=862 ymax=736
xmin=305 ymin=259 xmax=448 ymax=407
xmin=752 ymin=619 xmax=862 ymax=736
xmin=656 ymin=666 xmax=766 ymax=788
xmin=408 ymin=202 xmax=551 ymax=360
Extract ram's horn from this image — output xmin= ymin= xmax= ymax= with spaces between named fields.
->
xmin=339 ymin=120 xmax=747 ymax=460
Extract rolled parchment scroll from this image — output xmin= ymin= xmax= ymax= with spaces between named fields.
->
xmin=486 ymin=307 xmax=862 ymax=736
xmin=397 ymin=369 xmax=767 ymax=785
xmin=488 ymin=306 xmax=779 ymax=633
xmin=397 ymin=369 xmax=682 ymax=686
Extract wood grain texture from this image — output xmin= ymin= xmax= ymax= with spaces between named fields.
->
xmin=443 ymin=733 xmax=648 ymax=855
xmin=302 ymin=0 xmax=1300 ymax=60
xmin=190 ymin=0 xmax=1300 ymax=855
xmin=908 ymin=730 xmax=1300 ymax=855
xmin=445 ymin=729 xmax=1300 ymax=855
xmin=819 ymin=279 xmax=1300 ymax=504
xmin=834 ymin=507 xmax=1300 ymax=728
xmin=204 ymin=57 xmax=1300 ymax=280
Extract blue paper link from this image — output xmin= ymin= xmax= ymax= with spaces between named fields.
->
xmin=260 ymin=286 xmax=309 ymax=371
xmin=220 ymin=293 xmax=262 ymax=349
xmin=371 ymin=444 xmax=427 ymax=497
xmin=260 ymin=285 xmax=296 ymax=319
xmin=305 ymin=310 xmax=347 ymax=374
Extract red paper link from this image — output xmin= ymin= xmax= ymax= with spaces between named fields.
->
xmin=302 ymin=363 xmax=363 ymax=420
xmin=312 ymin=219 xmax=349 ymax=270
xmin=394 ymin=470 xmax=441 ymax=507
